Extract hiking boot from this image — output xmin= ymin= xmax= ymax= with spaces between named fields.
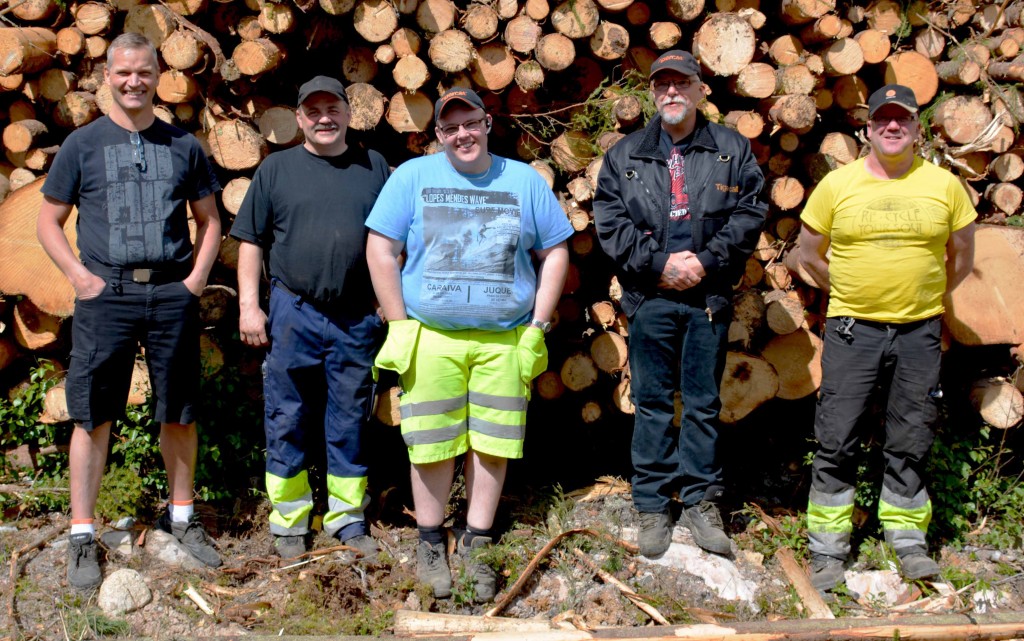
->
xmin=458 ymin=534 xmax=497 ymax=603
xmin=416 ymin=539 xmax=452 ymax=599
xmin=637 ymin=511 xmax=672 ymax=558
xmin=67 ymin=533 xmax=102 ymax=591
xmin=156 ymin=512 xmax=222 ymax=568
xmin=342 ymin=534 xmax=380 ymax=565
xmin=810 ymin=553 xmax=846 ymax=591
xmin=899 ymin=553 xmax=940 ymax=581
xmin=273 ymin=535 xmax=307 ymax=560
xmin=679 ymin=501 xmax=732 ymax=555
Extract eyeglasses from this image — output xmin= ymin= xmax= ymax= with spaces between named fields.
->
xmin=438 ymin=117 xmax=487 ymax=138
xmin=652 ymin=78 xmax=695 ymax=92
xmin=129 ymin=130 xmax=146 ymax=172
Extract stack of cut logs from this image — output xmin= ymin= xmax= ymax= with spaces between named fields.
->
xmin=0 ymin=0 xmax=1023 ymax=433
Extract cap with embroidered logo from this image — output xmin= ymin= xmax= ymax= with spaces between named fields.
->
xmin=649 ymin=50 xmax=702 ymax=80
xmin=297 ymin=75 xmax=349 ymax=107
xmin=434 ymin=88 xmax=487 ymax=121
xmin=867 ymin=84 xmax=918 ymax=118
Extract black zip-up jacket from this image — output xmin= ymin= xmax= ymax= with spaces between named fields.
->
xmin=593 ymin=114 xmax=768 ymax=317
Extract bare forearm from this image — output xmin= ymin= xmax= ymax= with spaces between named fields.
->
xmin=533 ymin=244 xmax=568 ymax=322
xmin=190 ymin=215 xmax=221 ymax=285
xmin=237 ymin=242 xmax=264 ymax=311
xmin=802 ymin=255 xmax=831 ymax=293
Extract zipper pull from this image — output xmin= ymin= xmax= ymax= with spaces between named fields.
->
xmin=705 ymin=307 xmax=713 ymax=322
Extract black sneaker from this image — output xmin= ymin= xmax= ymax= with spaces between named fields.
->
xmin=810 ymin=553 xmax=846 ymax=591
xmin=679 ymin=501 xmax=731 ymax=555
xmin=67 ymin=533 xmax=102 ymax=590
xmin=899 ymin=553 xmax=940 ymax=580
xmin=457 ymin=534 xmax=497 ymax=603
xmin=156 ymin=512 xmax=222 ymax=568
xmin=637 ymin=511 xmax=672 ymax=557
xmin=416 ymin=539 xmax=452 ymax=598
xmin=273 ymin=534 xmax=307 ymax=560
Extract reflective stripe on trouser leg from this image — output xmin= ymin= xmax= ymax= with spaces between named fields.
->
xmin=879 ymin=485 xmax=931 ymax=556
xmin=807 ymin=486 xmax=854 ymax=559
xmin=322 ymin=475 xmax=370 ymax=538
xmin=399 ymin=326 xmax=531 ymax=464
xmin=266 ymin=469 xmax=314 ymax=536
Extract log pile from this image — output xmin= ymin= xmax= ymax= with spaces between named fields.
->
xmin=1 ymin=0 xmax=1023 ymax=432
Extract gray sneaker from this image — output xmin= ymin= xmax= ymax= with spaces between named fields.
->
xmin=342 ymin=534 xmax=380 ymax=565
xmin=457 ymin=534 xmax=497 ymax=603
xmin=67 ymin=533 xmax=102 ymax=590
xmin=810 ymin=553 xmax=846 ymax=591
xmin=637 ymin=511 xmax=672 ymax=557
xmin=156 ymin=513 xmax=222 ymax=568
xmin=899 ymin=553 xmax=940 ymax=580
xmin=273 ymin=535 xmax=307 ymax=560
xmin=679 ymin=501 xmax=731 ymax=555
xmin=416 ymin=539 xmax=452 ymax=598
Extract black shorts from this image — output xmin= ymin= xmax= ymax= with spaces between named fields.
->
xmin=66 ymin=279 xmax=200 ymax=430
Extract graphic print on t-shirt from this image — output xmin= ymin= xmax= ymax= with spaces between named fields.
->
xmin=668 ymin=146 xmax=689 ymax=222
xmin=419 ymin=187 xmax=520 ymax=318
xmin=841 ymin=196 xmax=945 ymax=249
xmin=103 ymin=140 xmax=175 ymax=264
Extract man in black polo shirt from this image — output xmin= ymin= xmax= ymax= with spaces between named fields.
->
xmin=37 ymin=33 xmax=223 ymax=590
xmin=231 ymin=76 xmax=390 ymax=560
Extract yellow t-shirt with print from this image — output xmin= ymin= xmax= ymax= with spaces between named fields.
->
xmin=800 ymin=157 xmax=976 ymax=323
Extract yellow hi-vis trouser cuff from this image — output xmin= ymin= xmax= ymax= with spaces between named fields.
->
xmin=879 ymin=486 xmax=931 ymax=555
xmin=384 ymin=324 xmax=547 ymax=465
xmin=322 ymin=474 xmax=370 ymax=538
xmin=807 ymin=487 xmax=854 ymax=559
xmin=267 ymin=469 xmax=313 ymax=536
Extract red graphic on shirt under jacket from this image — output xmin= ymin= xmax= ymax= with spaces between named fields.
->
xmin=668 ymin=146 xmax=689 ymax=221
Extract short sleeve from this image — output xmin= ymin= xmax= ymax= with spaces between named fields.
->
xmin=189 ymin=138 xmax=220 ymax=201
xmin=365 ymin=165 xmax=414 ymax=242
xmin=229 ymin=162 xmax=272 ymax=247
xmin=529 ymin=174 xmax=573 ymax=250
xmin=947 ymin=174 xmax=977 ymax=232
xmin=41 ymin=134 xmax=82 ymax=206
xmin=800 ymin=177 xmax=836 ymax=237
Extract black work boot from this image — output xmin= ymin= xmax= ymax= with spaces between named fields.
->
xmin=416 ymin=539 xmax=452 ymax=598
xmin=67 ymin=533 xmax=102 ymax=591
xmin=679 ymin=501 xmax=731 ymax=555
xmin=899 ymin=553 xmax=940 ymax=580
xmin=273 ymin=534 xmax=307 ymax=560
xmin=810 ymin=553 xmax=846 ymax=591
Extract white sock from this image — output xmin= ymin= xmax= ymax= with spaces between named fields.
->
xmin=70 ymin=522 xmax=95 ymax=537
xmin=170 ymin=502 xmax=194 ymax=523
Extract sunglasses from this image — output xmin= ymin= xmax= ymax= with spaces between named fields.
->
xmin=130 ymin=131 xmax=146 ymax=172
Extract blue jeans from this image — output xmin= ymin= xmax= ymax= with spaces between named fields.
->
xmin=628 ymin=296 xmax=729 ymax=512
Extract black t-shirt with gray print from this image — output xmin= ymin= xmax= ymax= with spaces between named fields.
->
xmin=42 ymin=116 xmax=221 ymax=270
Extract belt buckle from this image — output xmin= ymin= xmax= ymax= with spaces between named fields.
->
xmin=132 ymin=268 xmax=152 ymax=283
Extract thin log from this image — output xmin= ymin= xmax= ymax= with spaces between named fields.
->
xmin=571 ymin=547 xmax=670 ymax=625
xmin=776 ymin=547 xmax=836 ymax=619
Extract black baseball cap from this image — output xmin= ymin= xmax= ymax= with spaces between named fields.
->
xmin=867 ymin=84 xmax=918 ymax=118
xmin=434 ymin=87 xmax=486 ymax=121
xmin=297 ymin=75 xmax=349 ymax=107
xmin=649 ymin=50 xmax=702 ymax=80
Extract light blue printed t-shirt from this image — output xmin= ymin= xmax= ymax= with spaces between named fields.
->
xmin=366 ymin=152 xmax=573 ymax=331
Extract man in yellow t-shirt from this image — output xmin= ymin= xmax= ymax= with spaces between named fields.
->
xmin=798 ymin=84 xmax=976 ymax=591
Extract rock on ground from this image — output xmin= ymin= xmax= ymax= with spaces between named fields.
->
xmin=98 ymin=568 xmax=151 ymax=615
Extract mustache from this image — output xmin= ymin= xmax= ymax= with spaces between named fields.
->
xmin=659 ymin=96 xmax=688 ymax=106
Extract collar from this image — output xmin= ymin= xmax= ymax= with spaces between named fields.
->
xmin=633 ymin=115 xmax=719 ymax=159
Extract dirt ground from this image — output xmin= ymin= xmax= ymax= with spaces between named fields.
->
xmin=3 ymin=475 xmax=1024 ymax=640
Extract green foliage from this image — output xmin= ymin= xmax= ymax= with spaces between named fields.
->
xmin=0 ymin=360 xmax=63 ymax=478
xmin=1007 ymin=215 xmax=1024 ymax=228
xmin=854 ymin=537 xmax=897 ymax=571
xmin=55 ymin=594 xmax=131 ymax=638
xmin=95 ymin=464 xmax=148 ymax=521
xmin=568 ymin=70 xmax=655 ymax=146
xmin=740 ymin=506 xmax=807 ymax=559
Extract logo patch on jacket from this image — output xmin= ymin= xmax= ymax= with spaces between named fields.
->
xmin=715 ymin=183 xmax=740 ymax=193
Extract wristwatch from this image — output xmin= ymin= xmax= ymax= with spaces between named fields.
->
xmin=528 ymin=319 xmax=552 ymax=333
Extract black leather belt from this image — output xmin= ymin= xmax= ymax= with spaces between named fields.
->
xmin=86 ymin=263 xmax=189 ymax=285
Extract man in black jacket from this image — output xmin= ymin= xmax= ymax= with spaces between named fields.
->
xmin=593 ymin=50 xmax=767 ymax=558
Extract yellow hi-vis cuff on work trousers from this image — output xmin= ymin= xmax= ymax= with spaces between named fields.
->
xmin=322 ymin=474 xmax=370 ymax=538
xmin=267 ymin=470 xmax=313 ymax=536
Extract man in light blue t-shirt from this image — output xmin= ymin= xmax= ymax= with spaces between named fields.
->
xmin=366 ymin=88 xmax=571 ymax=602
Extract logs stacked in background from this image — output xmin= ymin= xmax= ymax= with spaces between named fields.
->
xmin=0 ymin=0 xmax=1023 ymax=432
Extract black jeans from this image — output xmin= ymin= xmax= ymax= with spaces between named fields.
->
xmin=628 ymin=296 xmax=729 ymax=513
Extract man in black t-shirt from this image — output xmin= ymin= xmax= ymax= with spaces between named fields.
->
xmin=37 ymin=33 xmax=223 ymax=590
xmin=230 ymin=76 xmax=389 ymax=561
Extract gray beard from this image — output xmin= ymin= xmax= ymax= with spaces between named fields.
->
xmin=661 ymin=110 xmax=685 ymax=125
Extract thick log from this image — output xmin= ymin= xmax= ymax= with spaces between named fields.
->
xmin=729 ymin=62 xmax=776 ymax=99
xmin=611 ymin=376 xmax=634 ymax=414
xmin=821 ymin=38 xmax=864 ymax=76
xmin=884 ymin=51 xmax=939 ymax=105
xmin=258 ymin=2 xmax=297 ymax=34
xmin=156 ymin=69 xmax=197 ymax=104
xmin=767 ymin=34 xmax=803 ymax=66
xmin=591 ymin=331 xmax=628 ymax=374
xmin=463 ymin=3 xmax=499 ymax=40
xmin=762 ymin=327 xmax=822 ymax=399
xmin=551 ymin=130 xmax=596 ymax=174
xmin=353 ymin=0 xmax=399 ymax=43
xmin=971 ymin=378 xmax=1024 ymax=429
xmin=470 ymin=42 xmax=516 ymax=89
xmin=769 ymin=176 xmax=804 ymax=210
xmin=561 ymin=352 xmax=599 ymax=392
xmin=853 ymin=28 xmax=891 ymax=63
xmin=160 ymin=30 xmax=204 ymax=70
xmin=39 ymin=69 xmax=75 ymax=103
xmin=347 ymin=82 xmax=386 ymax=131
xmin=765 ymin=94 xmax=817 ymax=132
xmin=221 ymin=178 xmax=251 ymax=216
xmin=386 ymin=90 xmax=432 ymax=133
xmin=867 ymin=0 xmax=903 ymax=33
xmin=257 ymin=106 xmax=302 ymax=146
xmin=781 ymin=0 xmax=836 ymax=25
xmin=417 ymin=0 xmax=457 ymax=33
xmin=551 ymin=0 xmax=600 ymax=38
xmin=343 ymin=47 xmax=378 ymax=83
xmin=3 ymin=120 xmax=48 ymax=154
xmin=723 ymin=110 xmax=764 ymax=138
xmin=728 ymin=289 xmax=765 ymax=349
xmin=535 ymin=370 xmax=566 ymax=401
xmin=505 ymin=16 xmax=543 ymax=54
xmin=232 ymin=38 xmax=283 ymax=76
xmin=985 ymin=182 xmax=1023 ymax=215
xmin=693 ymin=13 xmax=756 ymax=76
xmin=932 ymin=95 xmax=992 ymax=145
xmin=799 ymin=14 xmax=843 ymax=43
xmin=765 ymin=290 xmax=806 ymax=335
xmin=667 ymin=0 xmax=705 ymax=22
xmin=206 ymin=120 xmax=268 ymax=170
xmin=719 ymin=351 xmax=779 ymax=423
xmin=429 ymin=29 xmax=475 ymax=73
xmin=988 ymin=59 xmax=1024 ymax=82
xmin=393 ymin=54 xmax=430 ymax=91
xmin=40 ymin=384 xmax=71 ymax=424
xmin=914 ymin=27 xmax=946 ymax=60
xmin=53 ymin=91 xmax=99 ymax=129
xmin=76 ymin=3 xmax=113 ymax=36
xmin=945 ymin=227 xmax=1024 ymax=345
xmin=0 ymin=28 xmax=57 ymax=76
xmin=775 ymin=64 xmax=815 ymax=95
xmin=125 ymin=4 xmax=177 ymax=47
xmin=990 ymin=152 xmax=1024 ymax=182
xmin=12 ymin=299 xmax=61 ymax=352
xmin=936 ymin=57 xmax=981 ymax=85
xmin=391 ymin=27 xmax=422 ymax=57
xmin=648 ymin=22 xmax=682 ymax=50
xmin=591 ymin=22 xmax=630 ymax=60
xmin=535 ymin=33 xmax=576 ymax=71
